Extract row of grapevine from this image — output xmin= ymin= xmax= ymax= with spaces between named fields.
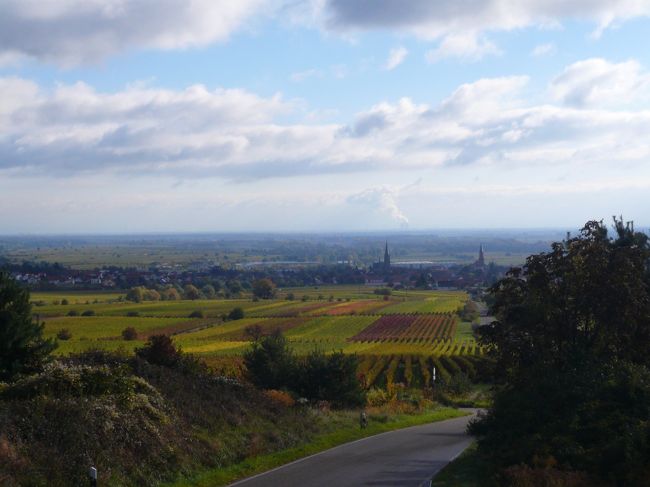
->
xmin=356 ymin=354 xmax=490 ymax=390
xmin=349 ymin=313 xmax=458 ymax=344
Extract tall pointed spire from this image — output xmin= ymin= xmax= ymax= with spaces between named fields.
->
xmin=477 ymin=243 xmax=485 ymax=267
xmin=383 ymin=241 xmax=391 ymax=272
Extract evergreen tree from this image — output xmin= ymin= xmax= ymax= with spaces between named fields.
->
xmin=0 ymin=272 xmax=56 ymax=381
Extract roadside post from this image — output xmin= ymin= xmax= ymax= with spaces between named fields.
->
xmin=89 ymin=466 xmax=97 ymax=487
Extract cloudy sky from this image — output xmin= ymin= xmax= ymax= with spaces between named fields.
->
xmin=1 ymin=0 xmax=650 ymax=233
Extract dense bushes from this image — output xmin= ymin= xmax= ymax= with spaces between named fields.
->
xmin=0 ymin=348 xmax=321 ymax=486
xmin=243 ymin=331 xmax=365 ymax=407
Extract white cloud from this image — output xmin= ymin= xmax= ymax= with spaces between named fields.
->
xmin=384 ymin=47 xmax=408 ymax=70
xmin=550 ymin=58 xmax=650 ymax=107
xmin=2 ymin=59 xmax=650 ymax=182
xmin=319 ymin=0 xmax=650 ymax=60
xmin=426 ymin=32 xmax=501 ymax=62
xmin=531 ymin=43 xmax=556 ymax=57
xmin=323 ymin=0 xmax=650 ymax=36
xmin=347 ymin=185 xmax=411 ymax=226
xmin=0 ymin=0 xmax=265 ymax=65
xmin=290 ymin=68 xmax=322 ymax=82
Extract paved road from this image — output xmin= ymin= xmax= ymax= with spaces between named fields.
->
xmin=230 ymin=411 xmax=477 ymax=487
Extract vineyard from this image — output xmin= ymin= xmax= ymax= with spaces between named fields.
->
xmin=349 ymin=313 xmax=457 ymax=343
xmin=37 ymin=288 xmax=485 ymax=388
xmin=357 ymin=354 xmax=487 ymax=390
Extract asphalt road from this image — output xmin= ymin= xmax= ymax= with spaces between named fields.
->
xmin=229 ymin=411 xmax=477 ymax=487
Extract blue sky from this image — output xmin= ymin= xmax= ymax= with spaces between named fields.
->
xmin=1 ymin=1 xmax=650 ymax=233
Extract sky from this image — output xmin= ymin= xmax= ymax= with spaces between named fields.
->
xmin=1 ymin=0 xmax=650 ymax=234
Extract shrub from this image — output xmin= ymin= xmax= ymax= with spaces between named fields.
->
xmin=81 ymin=310 xmax=95 ymax=317
xmin=66 ymin=310 xmax=79 ymax=316
xmin=136 ymin=335 xmax=181 ymax=367
xmin=286 ymin=293 xmax=295 ymax=301
xmin=189 ymin=310 xmax=204 ymax=319
xmin=60 ymin=299 xmax=69 ymax=305
xmin=228 ymin=307 xmax=245 ymax=320
xmin=122 ymin=327 xmax=138 ymax=341
xmin=263 ymin=389 xmax=295 ymax=408
xmin=374 ymin=288 xmax=392 ymax=296
xmin=301 ymin=295 xmax=309 ymax=302
xmin=126 ymin=311 xmax=139 ymax=317
xmin=366 ymin=387 xmax=390 ymax=407
xmin=56 ymin=329 xmax=72 ymax=340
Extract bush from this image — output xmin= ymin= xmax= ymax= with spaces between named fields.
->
xmin=60 ymin=299 xmax=69 ymax=305
xmin=263 ymin=389 xmax=295 ymax=408
xmin=366 ymin=387 xmax=390 ymax=407
xmin=56 ymin=329 xmax=72 ymax=340
xmin=189 ymin=310 xmax=204 ymax=319
xmin=122 ymin=327 xmax=138 ymax=341
xmin=286 ymin=293 xmax=295 ymax=301
xmin=66 ymin=310 xmax=79 ymax=316
xmin=126 ymin=311 xmax=140 ymax=317
xmin=374 ymin=288 xmax=392 ymax=296
xmin=136 ymin=335 xmax=181 ymax=367
xmin=81 ymin=310 xmax=95 ymax=317
xmin=228 ymin=307 xmax=245 ymax=320
xmin=252 ymin=278 xmax=276 ymax=299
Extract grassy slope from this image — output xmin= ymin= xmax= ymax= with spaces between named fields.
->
xmin=169 ymin=407 xmax=467 ymax=487
xmin=431 ymin=443 xmax=488 ymax=487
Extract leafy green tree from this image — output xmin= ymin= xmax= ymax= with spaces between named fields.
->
xmin=471 ymin=219 xmax=650 ymax=484
xmin=297 ymin=349 xmax=365 ymax=407
xmin=183 ymin=284 xmax=201 ymax=300
xmin=0 ymin=272 xmax=56 ymax=381
xmin=201 ymin=284 xmax=216 ymax=299
xmin=125 ymin=286 xmax=145 ymax=303
xmin=243 ymin=330 xmax=295 ymax=390
xmin=136 ymin=334 xmax=180 ymax=367
xmin=252 ymin=278 xmax=276 ymax=299
xmin=228 ymin=307 xmax=245 ymax=320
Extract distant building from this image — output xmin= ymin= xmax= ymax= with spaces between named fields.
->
xmin=371 ymin=241 xmax=392 ymax=275
xmin=475 ymin=244 xmax=486 ymax=268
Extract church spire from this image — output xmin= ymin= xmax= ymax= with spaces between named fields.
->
xmin=383 ymin=241 xmax=391 ymax=271
xmin=477 ymin=243 xmax=485 ymax=267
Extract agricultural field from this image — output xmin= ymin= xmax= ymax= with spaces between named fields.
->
xmin=35 ymin=288 xmax=483 ymax=388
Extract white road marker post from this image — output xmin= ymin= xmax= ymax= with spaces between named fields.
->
xmin=89 ymin=466 xmax=97 ymax=487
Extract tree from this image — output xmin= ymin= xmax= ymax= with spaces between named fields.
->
xmin=252 ymin=278 xmax=276 ymax=299
xmin=243 ymin=330 xmax=295 ymax=390
xmin=183 ymin=284 xmax=201 ymax=300
xmin=470 ymin=219 xmax=650 ymax=484
xmin=0 ymin=272 xmax=56 ymax=381
xmin=201 ymin=284 xmax=216 ymax=299
xmin=125 ymin=286 xmax=145 ymax=303
xmin=228 ymin=307 xmax=245 ymax=320
xmin=297 ymin=349 xmax=365 ymax=407
xmin=136 ymin=334 xmax=180 ymax=367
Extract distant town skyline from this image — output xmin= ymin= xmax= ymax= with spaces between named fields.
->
xmin=1 ymin=1 xmax=649 ymax=233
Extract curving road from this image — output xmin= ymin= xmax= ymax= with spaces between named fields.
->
xmin=229 ymin=410 xmax=477 ymax=487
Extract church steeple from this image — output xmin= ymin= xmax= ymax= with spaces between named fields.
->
xmin=383 ymin=241 xmax=391 ymax=271
xmin=477 ymin=244 xmax=485 ymax=267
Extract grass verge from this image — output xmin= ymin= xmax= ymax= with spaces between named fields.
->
xmin=431 ymin=442 xmax=488 ymax=487
xmin=168 ymin=407 xmax=466 ymax=487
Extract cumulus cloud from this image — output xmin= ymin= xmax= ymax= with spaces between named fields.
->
xmin=384 ymin=47 xmax=408 ymax=70
xmin=2 ymin=59 xmax=650 ymax=181
xmin=347 ymin=185 xmax=410 ymax=227
xmin=550 ymin=58 xmax=650 ymax=107
xmin=319 ymin=0 xmax=650 ymax=59
xmin=323 ymin=0 xmax=650 ymax=35
xmin=0 ymin=0 xmax=264 ymax=65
